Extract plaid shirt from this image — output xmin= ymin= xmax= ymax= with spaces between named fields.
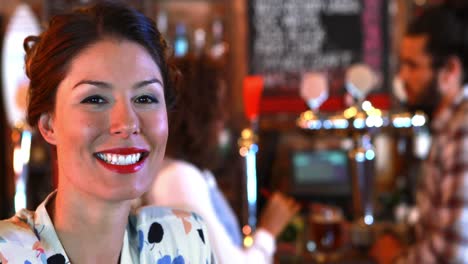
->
xmin=398 ymin=89 xmax=468 ymax=263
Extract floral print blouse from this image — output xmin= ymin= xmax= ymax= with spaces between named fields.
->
xmin=0 ymin=192 xmax=215 ymax=264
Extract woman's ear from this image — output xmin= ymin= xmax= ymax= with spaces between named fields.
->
xmin=38 ymin=113 xmax=57 ymax=145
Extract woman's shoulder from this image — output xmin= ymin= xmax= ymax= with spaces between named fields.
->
xmin=128 ymin=206 xmax=215 ymax=263
xmin=0 ymin=210 xmax=43 ymax=261
xmin=132 ymin=206 xmax=204 ymax=224
xmin=130 ymin=206 xmax=208 ymax=241
xmin=0 ymin=209 xmax=37 ymax=241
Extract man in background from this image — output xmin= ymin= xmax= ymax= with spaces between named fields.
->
xmin=396 ymin=4 xmax=468 ymax=263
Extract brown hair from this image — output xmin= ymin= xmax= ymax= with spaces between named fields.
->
xmin=24 ymin=1 xmax=175 ymax=129
xmin=407 ymin=6 xmax=468 ymax=84
xmin=167 ymin=55 xmax=226 ymax=170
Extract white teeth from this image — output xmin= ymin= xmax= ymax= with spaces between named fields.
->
xmin=96 ymin=153 xmax=144 ymax=165
xmin=97 ymin=153 xmax=105 ymax=160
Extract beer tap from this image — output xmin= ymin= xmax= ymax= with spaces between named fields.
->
xmin=238 ymin=76 xmax=263 ymax=240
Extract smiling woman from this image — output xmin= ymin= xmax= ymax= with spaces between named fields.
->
xmin=0 ymin=2 xmax=215 ymax=264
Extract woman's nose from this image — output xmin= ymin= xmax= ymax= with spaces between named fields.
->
xmin=109 ymin=100 xmax=140 ymax=137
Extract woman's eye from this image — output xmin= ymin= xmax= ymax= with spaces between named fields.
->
xmin=135 ymin=95 xmax=158 ymax=104
xmin=80 ymin=95 xmax=107 ymax=104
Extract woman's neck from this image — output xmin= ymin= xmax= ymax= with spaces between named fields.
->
xmin=50 ymin=185 xmax=131 ymax=263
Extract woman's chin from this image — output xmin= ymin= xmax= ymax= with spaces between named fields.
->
xmin=93 ymin=187 xmax=145 ymax=203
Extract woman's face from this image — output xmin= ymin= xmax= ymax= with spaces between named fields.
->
xmin=39 ymin=38 xmax=168 ymax=201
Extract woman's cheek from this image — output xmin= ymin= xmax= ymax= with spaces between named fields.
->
xmin=147 ymin=111 xmax=168 ymax=138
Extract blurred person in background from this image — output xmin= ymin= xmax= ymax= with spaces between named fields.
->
xmin=395 ymin=4 xmax=468 ymax=263
xmin=0 ymin=2 xmax=215 ymax=263
xmin=142 ymin=54 xmax=300 ymax=264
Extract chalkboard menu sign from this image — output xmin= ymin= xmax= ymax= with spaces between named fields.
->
xmin=249 ymin=0 xmax=388 ymax=76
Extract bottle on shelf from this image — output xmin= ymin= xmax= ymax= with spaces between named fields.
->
xmin=174 ymin=22 xmax=189 ymax=58
xmin=193 ymin=27 xmax=206 ymax=57
xmin=210 ymin=18 xmax=226 ymax=59
xmin=156 ymin=9 xmax=169 ymax=39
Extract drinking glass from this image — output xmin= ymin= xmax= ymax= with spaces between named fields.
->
xmin=307 ymin=204 xmax=344 ymax=263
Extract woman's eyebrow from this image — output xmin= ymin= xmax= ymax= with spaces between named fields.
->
xmin=134 ymin=78 xmax=163 ymax=89
xmin=73 ymin=80 xmax=111 ymax=89
xmin=72 ymin=78 xmax=163 ymax=90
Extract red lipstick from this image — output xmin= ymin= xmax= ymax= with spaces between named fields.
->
xmin=94 ymin=147 xmax=149 ymax=174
